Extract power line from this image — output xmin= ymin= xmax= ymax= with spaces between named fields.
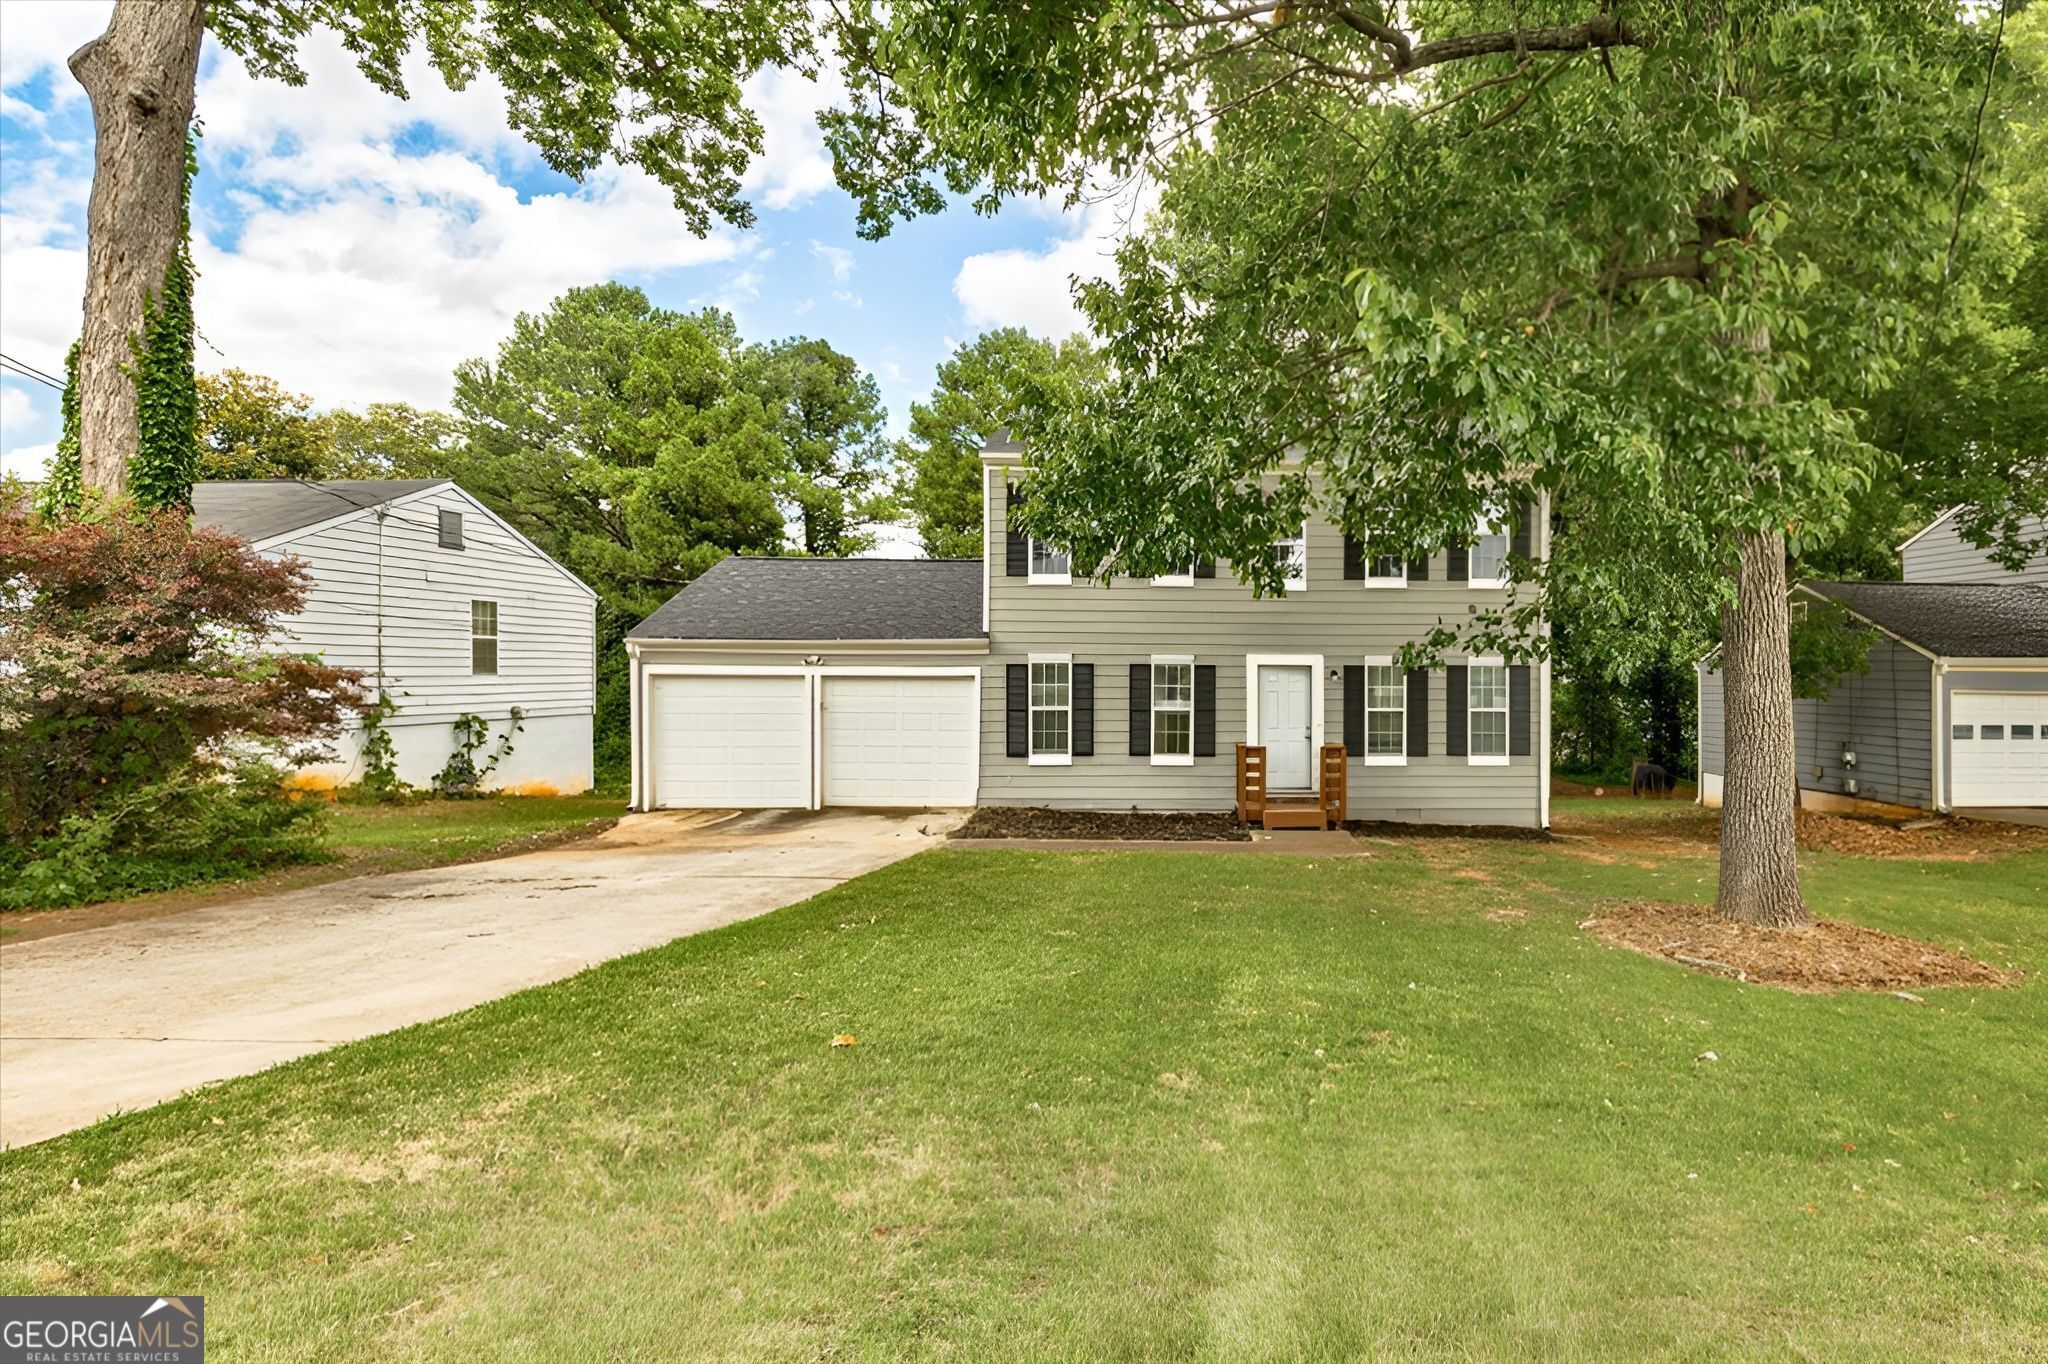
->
xmin=0 ymin=352 xmax=63 ymax=390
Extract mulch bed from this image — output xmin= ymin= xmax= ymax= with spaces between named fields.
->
xmin=952 ymin=807 xmax=1251 ymax=842
xmin=1584 ymin=900 xmax=2015 ymax=993
xmin=1793 ymin=810 xmax=2048 ymax=859
xmin=1346 ymin=820 xmax=1554 ymax=842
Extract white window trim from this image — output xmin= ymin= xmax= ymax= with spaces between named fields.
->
xmin=471 ymin=598 xmax=499 ymax=676
xmin=1027 ymin=538 xmax=1072 ymax=586
xmin=1150 ymin=654 xmax=1196 ymax=766
xmin=1469 ymin=513 xmax=1509 ymax=590
xmin=1027 ymin=652 xmax=1073 ymax=765
xmin=1274 ymin=524 xmax=1308 ymax=592
xmin=1362 ymin=654 xmax=1407 ymax=766
xmin=1152 ymin=562 xmax=1195 ymax=587
xmin=1363 ymin=547 xmax=1407 ymax=590
xmin=1466 ymin=653 xmax=1510 ymax=765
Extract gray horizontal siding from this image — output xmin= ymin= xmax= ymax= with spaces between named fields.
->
xmin=1699 ymin=635 xmax=1932 ymax=808
xmin=982 ymin=472 xmax=1545 ymax=825
xmin=1902 ymin=512 xmax=2047 ymax=584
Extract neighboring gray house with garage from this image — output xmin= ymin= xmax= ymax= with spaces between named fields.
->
xmin=626 ymin=439 xmax=1552 ymax=827
xmin=1697 ymin=510 xmax=2047 ymax=813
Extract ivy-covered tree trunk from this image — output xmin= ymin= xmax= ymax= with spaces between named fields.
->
xmin=67 ymin=0 xmax=205 ymax=499
xmin=1716 ymin=529 xmax=1809 ymax=928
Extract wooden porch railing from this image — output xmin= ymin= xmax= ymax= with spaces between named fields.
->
xmin=1236 ymin=742 xmax=1348 ymax=830
xmin=1235 ymin=743 xmax=1267 ymax=826
xmin=1320 ymin=743 xmax=1348 ymax=825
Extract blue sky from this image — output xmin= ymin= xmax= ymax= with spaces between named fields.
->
xmin=0 ymin=2 xmax=1132 ymax=485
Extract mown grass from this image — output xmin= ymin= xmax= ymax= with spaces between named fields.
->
xmin=2 ymin=827 xmax=2042 ymax=1360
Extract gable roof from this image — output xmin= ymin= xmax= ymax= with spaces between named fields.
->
xmin=192 ymin=479 xmax=448 ymax=544
xmin=1802 ymin=580 xmax=2048 ymax=660
xmin=631 ymin=557 xmax=986 ymax=641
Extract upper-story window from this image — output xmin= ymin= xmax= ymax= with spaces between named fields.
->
xmin=438 ymin=508 xmax=464 ymax=549
xmin=1366 ymin=548 xmax=1405 ymax=588
xmin=1468 ymin=658 xmax=1508 ymax=764
xmin=1029 ymin=657 xmax=1072 ymax=763
xmin=1152 ymin=561 xmax=1195 ymax=587
xmin=1271 ymin=525 xmax=1308 ymax=592
xmin=1470 ymin=512 xmax=1509 ymax=587
xmin=471 ymin=600 xmax=499 ymax=675
xmin=1029 ymin=538 xmax=1072 ymax=585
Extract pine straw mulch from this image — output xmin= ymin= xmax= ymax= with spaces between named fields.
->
xmin=1550 ymin=804 xmax=2048 ymax=860
xmin=951 ymin=807 xmax=1251 ymax=842
xmin=1584 ymin=901 xmax=2016 ymax=994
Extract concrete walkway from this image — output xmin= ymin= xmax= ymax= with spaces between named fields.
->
xmin=952 ymin=828 xmax=1368 ymax=855
xmin=0 ymin=809 xmax=957 ymax=1148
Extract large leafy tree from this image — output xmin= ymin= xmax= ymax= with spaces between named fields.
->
xmin=824 ymin=0 xmax=2036 ymax=928
xmin=194 ymin=369 xmax=332 ymax=481
xmin=898 ymin=328 xmax=1106 ymax=557
xmin=64 ymin=0 xmax=820 ymax=497
xmin=740 ymin=338 xmax=893 ymax=556
xmin=325 ymin=403 xmax=468 ymax=481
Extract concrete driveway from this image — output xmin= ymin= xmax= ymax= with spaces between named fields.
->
xmin=0 ymin=808 xmax=957 ymax=1148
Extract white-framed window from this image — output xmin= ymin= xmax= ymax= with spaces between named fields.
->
xmin=1470 ymin=512 xmax=1510 ymax=587
xmin=471 ymin=599 xmax=499 ymax=675
xmin=1366 ymin=547 xmax=1406 ymax=588
xmin=1271 ymin=524 xmax=1308 ymax=591
xmin=1152 ymin=561 xmax=1196 ymax=587
xmin=1365 ymin=657 xmax=1406 ymax=764
xmin=1029 ymin=655 xmax=1072 ymax=764
xmin=1468 ymin=657 xmax=1508 ymax=764
xmin=1029 ymin=538 xmax=1072 ymax=585
xmin=1151 ymin=656 xmax=1194 ymax=765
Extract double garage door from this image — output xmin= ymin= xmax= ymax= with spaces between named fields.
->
xmin=647 ymin=673 xmax=978 ymax=809
xmin=1951 ymin=692 xmax=2048 ymax=807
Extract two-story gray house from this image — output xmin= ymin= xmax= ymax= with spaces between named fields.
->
xmin=625 ymin=440 xmax=1551 ymax=828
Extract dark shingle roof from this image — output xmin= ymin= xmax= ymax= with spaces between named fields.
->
xmin=631 ymin=557 xmax=985 ymax=641
xmin=192 ymin=479 xmax=448 ymax=543
xmin=1804 ymin=580 xmax=2048 ymax=659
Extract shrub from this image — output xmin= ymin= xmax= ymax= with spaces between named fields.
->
xmin=0 ymin=760 xmax=329 ymax=909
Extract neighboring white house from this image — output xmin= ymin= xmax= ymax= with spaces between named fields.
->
xmin=194 ymin=478 xmax=597 ymax=795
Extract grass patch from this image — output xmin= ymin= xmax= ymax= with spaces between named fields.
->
xmin=2 ymin=829 xmax=2042 ymax=1359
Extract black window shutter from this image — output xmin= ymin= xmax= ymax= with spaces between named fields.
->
xmin=1006 ymin=663 xmax=1028 ymax=757
xmin=1512 ymin=501 xmax=1533 ymax=561
xmin=1510 ymin=664 xmax=1532 ymax=757
xmin=1408 ymin=557 xmax=1429 ymax=581
xmin=1447 ymin=546 xmax=1468 ymax=582
xmin=1128 ymin=663 xmax=1150 ymax=756
xmin=1194 ymin=664 xmax=1217 ymax=757
xmin=1194 ymin=555 xmax=1216 ymax=579
xmin=1406 ymin=668 xmax=1429 ymax=757
xmin=1072 ymin=663 xmax=1094 ymax=757
xmin=1342 ymin=665 xmax=1365 ymax=756
xmin=1342 ymin=534 xmax=1365 ymax=581
xmin=1446 ymin=665 xmax=1469 ymax=756
xmin=1004 ymin=482 xmax=1028 ymax=577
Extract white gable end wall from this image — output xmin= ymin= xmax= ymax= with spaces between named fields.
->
xmin=259 ymin=484 xmax=596 ymax=794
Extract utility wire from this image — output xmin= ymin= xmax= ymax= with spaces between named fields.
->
xmin=0 ymin=353 xmax=63 ymax=390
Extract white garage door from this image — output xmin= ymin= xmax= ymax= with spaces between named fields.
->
xmin=821 ymin=675 xmax=978 ymax=807
xmin=649 ymin=675 xmax=810 ymax=808
xmin=1951 ymin=692 xmax=2048 ymax=807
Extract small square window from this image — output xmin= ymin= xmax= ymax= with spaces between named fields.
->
xmin=1952 ymin=724 xmax=1973 ymax=740
xmin=1029 ymin=539 xmax=1072 ymax=584
xmin=439 ymin=508 xmax=464 ymax=549
xmin=1981 ymin=725 xmax=2005 ymax=741
xmin=2013 ymin=724 xmax=2036 ymax=740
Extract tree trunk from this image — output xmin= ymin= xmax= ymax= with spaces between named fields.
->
xmin=1716 ymin=528 xmax=1809 ymax=927
xmin=68 ymin=0 xmax=207 ymax=498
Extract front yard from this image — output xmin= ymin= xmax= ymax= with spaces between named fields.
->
xmin=2 ymin=816 xmax=2042 ymax=1359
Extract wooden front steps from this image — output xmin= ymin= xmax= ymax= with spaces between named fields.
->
xmin=1236 ymin=743 xmax=1348 ymax=831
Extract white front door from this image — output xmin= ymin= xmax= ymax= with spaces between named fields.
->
xmin=1258 ymin=665 xmax=1315 ymax=789
xmin=821 ymin=675 xmax=978 ymax=807
xmin=1951 ymin=692 xmax=2047 ymax=807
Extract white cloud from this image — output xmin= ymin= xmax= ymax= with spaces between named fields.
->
xmin=833 ymin=289 xmax=862 ymax=309
xmin=0 ymin=0 xmax=104 ymax=121
xmin=740 ymin=63 xmax=845 ymax=212
xmin=953 ymin=182 xmax=1157 ymax=340
xmin=2 ymin=440 xmax=55 ymax=481
xmin=811 ymin=240 xmax=854 ymax=283
xmin=792 ymin=297 xmax=815 ymax=316
xmin=0 ymin=387 xmax=40 ymax=431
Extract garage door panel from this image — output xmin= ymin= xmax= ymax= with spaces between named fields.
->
xmin=650 ymin=675 xmax=810 ymax=808
xmin=822 ymin=676 xmax=977 ymax=807
xmin=1951 ymin=692 xmax=2047 ymax=807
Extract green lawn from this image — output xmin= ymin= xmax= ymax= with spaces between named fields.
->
xmin=316 ymin=794 xmax=626 ymax=872
xmin=3 ymin=827 xmax=2043 ymax=1360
